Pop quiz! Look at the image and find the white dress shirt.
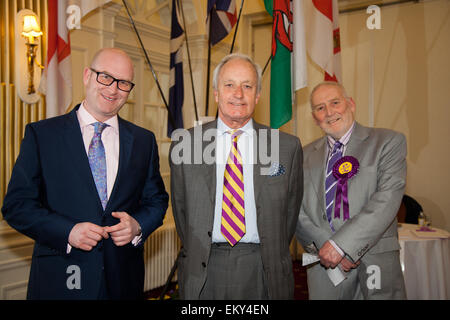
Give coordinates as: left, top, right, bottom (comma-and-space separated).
212, 118, 260, 243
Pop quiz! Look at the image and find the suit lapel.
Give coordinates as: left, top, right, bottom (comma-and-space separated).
63, 105, 103, 210
327, 122, 370, 227
344, 122, 370, 160
308, 137, 328, 214
203, 151, 216, 205
252, 122, 269, 203
107, 117, 134, 209
344, 122, 370, 204
201, 120, 217, 205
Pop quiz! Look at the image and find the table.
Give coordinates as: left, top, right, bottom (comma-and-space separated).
398, 223, 450, 300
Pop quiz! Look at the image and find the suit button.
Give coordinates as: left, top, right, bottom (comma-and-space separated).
202, 262, 206, 268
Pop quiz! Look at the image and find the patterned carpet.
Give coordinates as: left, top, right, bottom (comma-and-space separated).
145, 260, 309, 300
293, 260, 309, 300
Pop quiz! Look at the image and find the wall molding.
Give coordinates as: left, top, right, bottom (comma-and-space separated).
0, 223, 34, 251
0, 254, 32, 272
115, 15, 170, 42
0, 280, 28, 300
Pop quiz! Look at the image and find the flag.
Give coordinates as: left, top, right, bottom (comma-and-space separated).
264, 0, 307, 129
293, 0, 307, 91
305, 0, 342, 82
40, 0, 110, 118
40, 0, 72, 118
207, 0, 237, 46
168, 0, 185, 137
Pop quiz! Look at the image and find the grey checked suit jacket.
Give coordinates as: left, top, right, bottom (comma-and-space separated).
296, 122, 407, 299
169, 120, 303, 299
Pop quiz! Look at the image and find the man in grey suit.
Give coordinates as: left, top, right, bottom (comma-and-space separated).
169, 53, 303, 299
296, 81, 407, 299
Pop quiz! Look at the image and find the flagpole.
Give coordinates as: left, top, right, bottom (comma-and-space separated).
178, 0, 199, 122
262, 54, 271, 76
292, 88, 298, 137
229, 0, 244, 54
369, 30, 375, 127
121, 0, 176, 129
205, 7, 214, 117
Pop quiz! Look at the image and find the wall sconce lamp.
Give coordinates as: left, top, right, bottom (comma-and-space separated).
22, 15, 44, 94
15, 9, 44, 104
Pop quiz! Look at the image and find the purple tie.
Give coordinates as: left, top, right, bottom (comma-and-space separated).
221, 130, 245, 246
325, 141, 343, 231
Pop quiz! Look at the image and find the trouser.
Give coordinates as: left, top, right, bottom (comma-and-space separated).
307, 250, 406, 300
199, 242, 269, 300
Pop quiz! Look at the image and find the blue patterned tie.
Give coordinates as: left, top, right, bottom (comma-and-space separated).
325, 141, 343, 232
88, 122, 108, 210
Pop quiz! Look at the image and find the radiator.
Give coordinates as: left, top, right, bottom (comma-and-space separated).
143, 219, 181, 291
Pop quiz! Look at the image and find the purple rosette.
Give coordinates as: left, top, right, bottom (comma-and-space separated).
416, 226, 435, 232
332, 156, 359, 221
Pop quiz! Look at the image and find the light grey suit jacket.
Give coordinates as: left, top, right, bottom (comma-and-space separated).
296, 122, 406, 299
169, 120, 303, 299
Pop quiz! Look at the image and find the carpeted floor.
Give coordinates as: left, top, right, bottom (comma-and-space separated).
293, 260, 309, 300
145, 260, 309, 300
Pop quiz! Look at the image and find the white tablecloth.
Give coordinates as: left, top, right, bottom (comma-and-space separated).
398, 223, 450, 300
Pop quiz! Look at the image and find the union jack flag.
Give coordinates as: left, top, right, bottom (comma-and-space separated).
207, 0, 237, 46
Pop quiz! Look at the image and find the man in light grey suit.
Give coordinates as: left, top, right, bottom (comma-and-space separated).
296, 81, 407, 299
169, 53, 303, 299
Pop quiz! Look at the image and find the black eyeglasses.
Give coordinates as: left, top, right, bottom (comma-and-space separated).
90, 68, 135, 92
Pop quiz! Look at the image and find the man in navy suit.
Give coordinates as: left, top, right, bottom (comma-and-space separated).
1, 48, 169, 299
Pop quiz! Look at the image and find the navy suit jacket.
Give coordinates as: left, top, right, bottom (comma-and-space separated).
1, 104, 169, 299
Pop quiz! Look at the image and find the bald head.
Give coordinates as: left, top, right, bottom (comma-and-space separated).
82, 48, 135, 122
310, 81, 349, 108
309, 81, 356, 140
90, 48, 135, 81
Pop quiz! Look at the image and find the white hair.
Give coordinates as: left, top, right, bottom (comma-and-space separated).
212, 53, 262, 93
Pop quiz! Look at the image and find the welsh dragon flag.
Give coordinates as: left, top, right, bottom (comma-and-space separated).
264, 0, 307, 129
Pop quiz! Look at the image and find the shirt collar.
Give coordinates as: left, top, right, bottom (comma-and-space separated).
77, 102, 119, 133
327, 121, 355, 149
217, 117, 253, 137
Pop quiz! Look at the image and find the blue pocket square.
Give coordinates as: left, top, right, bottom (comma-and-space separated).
268, 162, 286, 177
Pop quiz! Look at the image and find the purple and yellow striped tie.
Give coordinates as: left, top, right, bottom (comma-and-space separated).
221, 130, 245, 246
